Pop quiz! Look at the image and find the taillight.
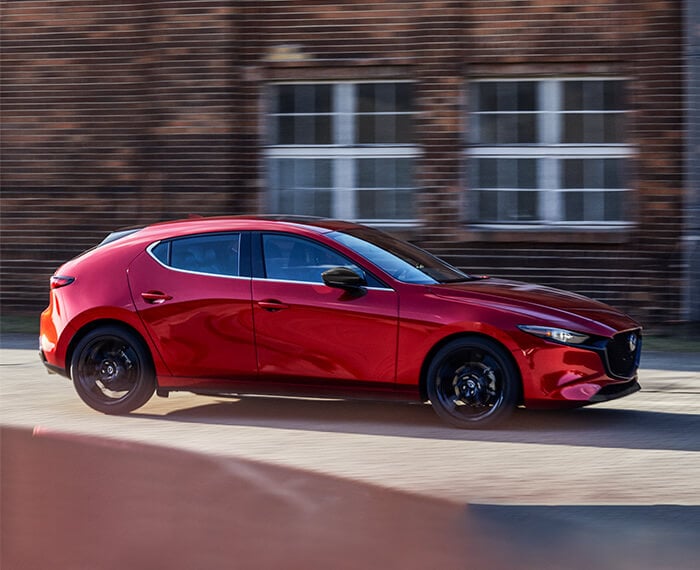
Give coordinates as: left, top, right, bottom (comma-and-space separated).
50, 275, 75, 289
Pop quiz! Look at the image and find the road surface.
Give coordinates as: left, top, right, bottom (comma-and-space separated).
1, 335, 699, 569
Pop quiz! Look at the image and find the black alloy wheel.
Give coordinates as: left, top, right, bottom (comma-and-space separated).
70, 326, 155, 414
427, 337, 519, 428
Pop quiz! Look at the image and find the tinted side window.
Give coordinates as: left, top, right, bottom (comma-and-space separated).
153, 233, 241, 277
262, 234, 363, 284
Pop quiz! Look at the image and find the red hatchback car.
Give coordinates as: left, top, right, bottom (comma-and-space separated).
40, 216, 642, 428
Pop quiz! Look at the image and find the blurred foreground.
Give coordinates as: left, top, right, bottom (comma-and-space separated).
3, 426, 698, 570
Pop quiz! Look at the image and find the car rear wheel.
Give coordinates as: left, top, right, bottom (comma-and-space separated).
71, 326, 155, 414
427, 337, 518, 428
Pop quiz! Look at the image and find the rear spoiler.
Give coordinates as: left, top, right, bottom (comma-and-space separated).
98, 227, 144, 247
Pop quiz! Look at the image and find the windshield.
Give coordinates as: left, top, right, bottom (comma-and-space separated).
328, 228, 472, 284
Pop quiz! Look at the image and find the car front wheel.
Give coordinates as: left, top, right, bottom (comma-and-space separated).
70, 326, 155, 414
427, 337, 518, 428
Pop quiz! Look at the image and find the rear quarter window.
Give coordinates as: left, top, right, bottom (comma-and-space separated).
149, 233, 241, 277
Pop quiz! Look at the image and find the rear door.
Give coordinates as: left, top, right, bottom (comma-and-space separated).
128, 232, 257, 380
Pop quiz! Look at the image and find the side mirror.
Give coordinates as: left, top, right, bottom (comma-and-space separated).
321, 267, 366, 290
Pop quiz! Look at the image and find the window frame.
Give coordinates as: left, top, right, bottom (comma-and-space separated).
265, 80, 421, 227
466, 77, 635, 229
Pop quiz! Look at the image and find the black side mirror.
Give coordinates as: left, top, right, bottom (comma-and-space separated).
321, 267, 366, 290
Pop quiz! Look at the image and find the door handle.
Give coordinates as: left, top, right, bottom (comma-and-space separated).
257, 299, 289, 312
141, 291, 173, 304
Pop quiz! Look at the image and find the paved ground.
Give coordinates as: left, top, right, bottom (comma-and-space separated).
1, 334, 699, 569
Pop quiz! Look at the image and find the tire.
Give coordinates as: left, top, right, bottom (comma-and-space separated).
70, 326, 156, 414
426, 337, 519, 428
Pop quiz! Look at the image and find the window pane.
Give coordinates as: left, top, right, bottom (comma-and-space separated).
358, 158, 375, 188
358, 84, 375, 113
270, 159, 334, 216
586, 159, 605, 189
563, 159, 585, 188
478, 114, 498, 144
498, 82, 518, 112
263, 234, 357, 283
604, 159, 624, 189
311, 190, 332, 217
518, 159, 537, 189
358, 189, 379, 219
395, 114, 413, 143
517, 114, 537, 143
477, 83, 498, 112
563, 81, 583, 111
315, 84, 332, 113
375, 158, 394, 188
170, 234, 240, 277
295, 159, 314, 188
277, 116, 295, 145
497, 114, 518, 144
603, 81, 625, 111
278, 85, 295, 114
151, 242, 169, 265
394, 189, 414, 219
374, 115, 396, 144
357, 115, 374, 143
499, 159, 517, 188
604, 191, 624, 220
517, 191, 538, 220
295, 84, 315, 114
395, 83, 413, 113
604, 113, 625, 143
564, 192, 584, 221
315, 159, 332, 187
582, 81, 604, 110
478, 159, 498, 188
477, 190, 498, 220
295, 116, 315, 144
585, 191, 605, 221
583, 113, 605, 143
375, 83, 395, 113
517, 82, 537, 111
395, 158, 414, 188
314, 115, 332, 144
563, 113, 584, 143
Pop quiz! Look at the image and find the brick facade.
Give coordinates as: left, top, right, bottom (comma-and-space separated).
0, 1, 687, 324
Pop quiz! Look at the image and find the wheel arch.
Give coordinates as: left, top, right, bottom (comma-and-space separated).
65, 319, 155, 381
418, 332, 524, 404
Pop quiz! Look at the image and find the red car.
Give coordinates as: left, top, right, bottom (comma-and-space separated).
40, 216, 642, 428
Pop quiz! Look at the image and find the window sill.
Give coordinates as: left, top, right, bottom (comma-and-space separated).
460, 224, 634, 244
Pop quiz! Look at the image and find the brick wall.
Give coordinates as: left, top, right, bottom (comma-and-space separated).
0, 0, 685, 325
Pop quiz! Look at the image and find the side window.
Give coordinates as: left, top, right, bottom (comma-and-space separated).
262, 234, 364, 284
151, 233, 241, 277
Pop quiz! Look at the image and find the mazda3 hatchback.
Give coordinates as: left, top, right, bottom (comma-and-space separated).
40, 216, 642, 427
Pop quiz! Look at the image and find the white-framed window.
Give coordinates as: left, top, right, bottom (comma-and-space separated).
266, 82, 419, 226
467, 78, 634, 226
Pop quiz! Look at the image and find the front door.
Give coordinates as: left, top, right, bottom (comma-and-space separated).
251, 233, 398, 384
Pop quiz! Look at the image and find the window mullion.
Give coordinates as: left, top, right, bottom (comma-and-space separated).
333, 157, 355, 219
335, 83, 354, 146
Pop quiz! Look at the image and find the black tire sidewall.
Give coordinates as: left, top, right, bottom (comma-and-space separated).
70, 326, 155, 414
427, 337, 518, 428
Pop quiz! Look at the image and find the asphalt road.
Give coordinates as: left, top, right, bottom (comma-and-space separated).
2, 335, 699, 569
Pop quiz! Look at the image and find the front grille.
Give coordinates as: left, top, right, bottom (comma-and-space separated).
605, 329, 642, 379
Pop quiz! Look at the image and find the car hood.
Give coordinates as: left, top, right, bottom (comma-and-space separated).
428, 278, 640, 335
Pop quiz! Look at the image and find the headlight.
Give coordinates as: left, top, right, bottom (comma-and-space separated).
518, 325, 590, 345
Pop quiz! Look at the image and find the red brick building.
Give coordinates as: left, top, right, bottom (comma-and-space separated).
1, 1, 692, 324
